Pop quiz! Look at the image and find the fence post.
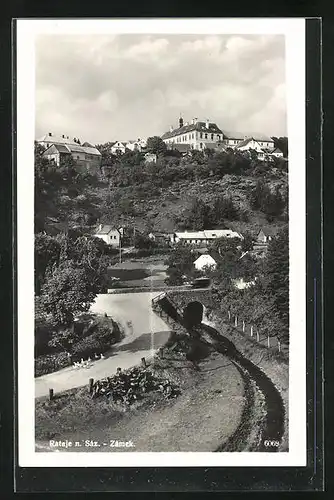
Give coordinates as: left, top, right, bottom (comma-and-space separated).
242, 320, 245, 333
160, 347, 164, 359
228, 310, 231, 321
250, 325, 253, 337
256, 329, 260, 342
267, 335, 270, 348
89, 378, 94, 394
278, 340, 281, 353
234, 315, 238, 328
49, 388, 54, 401
141, 357, 147, 368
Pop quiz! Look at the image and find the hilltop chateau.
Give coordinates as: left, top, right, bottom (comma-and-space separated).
161, 116, 276, 155
161, 117, 224, 151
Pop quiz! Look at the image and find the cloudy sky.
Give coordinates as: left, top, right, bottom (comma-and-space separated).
35, 34, 286, 144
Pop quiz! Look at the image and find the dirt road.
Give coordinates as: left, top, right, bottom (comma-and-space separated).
35, 292, 171, 398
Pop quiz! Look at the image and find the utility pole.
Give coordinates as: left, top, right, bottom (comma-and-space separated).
119, 236, 122, 264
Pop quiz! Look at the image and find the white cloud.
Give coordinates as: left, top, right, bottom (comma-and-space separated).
35, 33, 287, 143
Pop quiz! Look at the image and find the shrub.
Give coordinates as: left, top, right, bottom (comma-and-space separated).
35, 352, 70, 377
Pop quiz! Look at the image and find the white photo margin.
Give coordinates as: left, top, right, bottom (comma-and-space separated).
16, 17, 306, 467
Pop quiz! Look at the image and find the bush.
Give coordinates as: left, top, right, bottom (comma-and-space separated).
35, 352, 70, 377
71, 334, 106, 361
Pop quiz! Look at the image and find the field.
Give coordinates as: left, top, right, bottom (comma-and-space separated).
107, 256, 168, 289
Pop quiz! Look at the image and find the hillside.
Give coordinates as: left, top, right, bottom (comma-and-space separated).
35, 144, 288, 239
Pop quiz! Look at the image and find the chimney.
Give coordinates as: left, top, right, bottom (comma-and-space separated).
185, 121, 189, 126
179, 116, 184, 128
206, 119, 210, 129
48, 132, 52, 136
170, 125, 174, 132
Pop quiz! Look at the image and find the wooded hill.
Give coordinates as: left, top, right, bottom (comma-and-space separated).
35, 139, 288, 239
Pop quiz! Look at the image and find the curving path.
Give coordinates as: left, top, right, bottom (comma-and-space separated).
35, 292, 171, 399
156, 295, 285, 452
199, 323, 285, 452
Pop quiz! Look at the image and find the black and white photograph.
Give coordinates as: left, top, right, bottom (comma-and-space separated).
16, 18, 306, 467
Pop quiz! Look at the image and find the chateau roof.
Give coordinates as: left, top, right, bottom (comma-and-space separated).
161, 121, 223, 140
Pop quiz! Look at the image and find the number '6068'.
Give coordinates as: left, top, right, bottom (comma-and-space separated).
264, 440, 280, 447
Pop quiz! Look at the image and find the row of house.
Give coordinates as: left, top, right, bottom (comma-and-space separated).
91, 224, 275, 250
38, 133, 102, 174
92, 225, 244, 249
161, 116, 284, 160
37, 133, 150, 172
108, 138, 147, 155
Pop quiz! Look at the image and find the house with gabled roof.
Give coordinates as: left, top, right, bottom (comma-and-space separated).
256, 227, 276, 244
235, 136, 275, 161
270, 147, 284, 158
221, 131, 274, 151
92, 224, 122, 247
42, 141, 101, 173
193, 253, 217, 271
110, 141, 128, 155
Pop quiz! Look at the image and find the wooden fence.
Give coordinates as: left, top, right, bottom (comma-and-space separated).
225, 310, 288, 354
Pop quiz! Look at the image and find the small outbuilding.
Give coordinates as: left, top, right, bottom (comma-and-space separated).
193, 254, 217, 271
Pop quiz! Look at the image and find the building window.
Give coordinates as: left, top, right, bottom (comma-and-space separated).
217, 135, 220, 140
211, 133, 214, 140
205, 133, 208, 139
200, 142, 203, 149
200, 132, 203, 139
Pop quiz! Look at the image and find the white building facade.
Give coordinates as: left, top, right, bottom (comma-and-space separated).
170, 229, 243, 245
161, 117, 224, 151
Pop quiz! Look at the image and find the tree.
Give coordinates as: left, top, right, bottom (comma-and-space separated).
133, 233, 155, 250
164, 266, 184, 286
186, 198, 212, 230
236, 253, 258, 281
211, 195, 239, 224
165, 243, 195, 284
35, 233, 61, 294
250, 180, 285, 219
272, 136, 288, 157
240, 231, 254, 252
95, 142, 117, 167
210, 237, 242, 285
146, 136, 167, 155
263, 227, 289, 328
40, 262, 100, 326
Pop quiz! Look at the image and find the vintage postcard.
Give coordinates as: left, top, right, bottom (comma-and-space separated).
16, 18, 306, 468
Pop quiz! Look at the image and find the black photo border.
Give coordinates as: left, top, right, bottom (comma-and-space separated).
4, 14, 324, 493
